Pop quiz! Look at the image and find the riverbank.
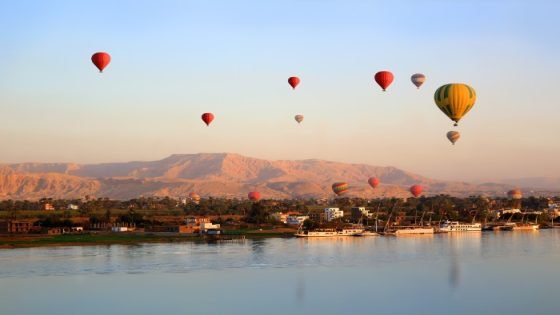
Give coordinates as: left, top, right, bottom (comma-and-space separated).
0, 229, 296, 249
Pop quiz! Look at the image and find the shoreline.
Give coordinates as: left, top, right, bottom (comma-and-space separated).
0, 231, 295, 249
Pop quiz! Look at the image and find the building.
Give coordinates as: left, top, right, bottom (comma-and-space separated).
0, 220, 34, 233
309, 211, 326, 224
186, 216, 211, 226
287, 215, 309, 225
351, 207, 371, 221
145, 225, 195, 233
199, 222, 221, 234
324, 208, 344, 222
270, 212, 289, 224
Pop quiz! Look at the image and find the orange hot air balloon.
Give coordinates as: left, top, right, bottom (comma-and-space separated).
189, 192, 201, 204
201, 113, 214, 126
288, 76, 300, 89
410, 185, 423, 197
507, 189, 522, 200
248, 191, 261, 201
332, 182, 349, 196
91, 52, 111, 72
368, 177, 380, 189
374, 71, 394, 91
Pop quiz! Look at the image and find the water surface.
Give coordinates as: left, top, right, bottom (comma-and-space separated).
1, 231, 559, 315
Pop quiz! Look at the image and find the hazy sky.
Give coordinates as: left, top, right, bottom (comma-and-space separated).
1, 0, 559, 182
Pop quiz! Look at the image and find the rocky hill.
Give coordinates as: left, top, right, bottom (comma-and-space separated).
0, 153, 539, 200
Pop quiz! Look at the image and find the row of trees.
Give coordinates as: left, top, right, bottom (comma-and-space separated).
1, 195, 557, 227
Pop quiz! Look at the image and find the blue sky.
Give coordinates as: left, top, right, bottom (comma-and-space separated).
0, 0, 559, 181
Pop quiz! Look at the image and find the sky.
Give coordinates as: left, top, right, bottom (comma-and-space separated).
0, 0, 559, 182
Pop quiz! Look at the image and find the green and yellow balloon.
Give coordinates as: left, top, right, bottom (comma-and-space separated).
434, 83, 477, 126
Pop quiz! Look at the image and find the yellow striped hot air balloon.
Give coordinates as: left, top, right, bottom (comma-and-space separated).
331, 182, 349, 196
434, 83, 477, 126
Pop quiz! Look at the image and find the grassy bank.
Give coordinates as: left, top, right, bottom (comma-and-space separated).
0, 229, 297, 249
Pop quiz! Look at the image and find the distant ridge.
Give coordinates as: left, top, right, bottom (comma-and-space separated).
0, 153, 552, 200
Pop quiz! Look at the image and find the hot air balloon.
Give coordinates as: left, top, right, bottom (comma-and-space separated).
368, 177, 380, 189
374, 71, 394, 91
410, 185, 423, 197
91, 52, 111, 73
434, 83, 477, 126
411, 73, 426, 89
288, 76, 300, 89
447, 131, 460, 145
507, 189, 522, 200
294, 115, 304, 124
332, 182, 349, 196
248, 191, 261, 201
201, 113, 214, 126
189, 192, 201, 204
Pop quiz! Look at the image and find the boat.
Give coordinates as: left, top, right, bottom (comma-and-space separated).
354, 230, 379, 237
295, 227, 364, 237
510, 223, 539, 231
393, 226, 434, 235
439, 220, 482, 232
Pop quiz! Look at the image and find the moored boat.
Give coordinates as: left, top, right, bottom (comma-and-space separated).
439, 220, 482, 232
393, 226, 434, 235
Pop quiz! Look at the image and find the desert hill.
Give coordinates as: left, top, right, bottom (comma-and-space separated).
0, 153, 544, 200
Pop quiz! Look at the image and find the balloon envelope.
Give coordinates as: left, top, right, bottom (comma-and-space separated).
248, 191, 261, 201
411, 73, 426, 89
410, 185, 423, 197
434, 83, 477, 126
507, 189, 522, 200
368, 177, 380, 189
91, 52, 111, 72
332, 182, 349, 196
294, 115, 304, 124
288, 76, 300, 89
374, 71, 394, 91
447, 131, 460, 145
201, 113, 214, 126
189, 192, 201, 204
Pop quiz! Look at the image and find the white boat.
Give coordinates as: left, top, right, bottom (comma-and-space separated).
394, 226, 434, 235
511, 223, 539, 231
295, 227, 364, 237
354, 231, 379, 237
439, 221, 482, 232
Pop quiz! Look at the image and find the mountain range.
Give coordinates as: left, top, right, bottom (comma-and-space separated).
0, 153, 556, 200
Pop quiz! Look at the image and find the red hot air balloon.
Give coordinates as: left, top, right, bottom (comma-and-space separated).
368, 177, 380, 189
248, 191, 261, 201
201, 113, 214, 126
410, 185, 423, 197
91, 52, 111, 73
374, 71, 394, 91
288, 76, 300, 89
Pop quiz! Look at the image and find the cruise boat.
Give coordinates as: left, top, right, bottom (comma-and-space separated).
439, 221, 482, 232
295, 227, 364, 237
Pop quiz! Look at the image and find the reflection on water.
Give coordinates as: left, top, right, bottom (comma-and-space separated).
1, 230, 559, 315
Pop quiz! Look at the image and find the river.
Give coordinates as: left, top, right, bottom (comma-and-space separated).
1, 230, 559, 315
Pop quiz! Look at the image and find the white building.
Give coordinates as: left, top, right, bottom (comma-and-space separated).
287, 215, 309, 225
324, 208, 344, 222
200, 222, 221, 234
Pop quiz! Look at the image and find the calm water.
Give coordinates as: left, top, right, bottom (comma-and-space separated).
1, 231, 560, 315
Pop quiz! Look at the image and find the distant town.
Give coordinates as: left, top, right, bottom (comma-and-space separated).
1, 194, 559, 247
